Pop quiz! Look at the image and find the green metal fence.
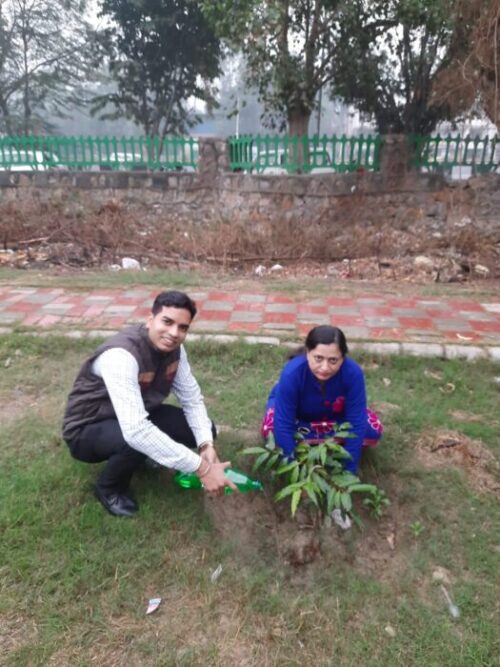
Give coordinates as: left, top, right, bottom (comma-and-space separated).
228, 134, 383, 173
0, 135, 199, 171
411, 134, 500, 173
2, 133, 499, 175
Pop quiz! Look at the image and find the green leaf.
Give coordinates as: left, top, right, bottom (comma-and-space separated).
320, 447, 327, 466
348, 483, 377, 493
327, 487, 336, 514
340, 492, 352, 512
350, 510, 363, 530
275, 482, 304, 501
304, 484, 319, 508
275, 461, 298, 475
264, 452, 281, 471
266, 432, 276, 450
242, 446, 268, 455
331, 473, 358, 488
311, 472, 330, 495
252, 451, 270, 472
290, 465, 299, 484
291, 489, 301, 517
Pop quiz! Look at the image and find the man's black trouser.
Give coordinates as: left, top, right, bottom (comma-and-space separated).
66, 405, 216, 493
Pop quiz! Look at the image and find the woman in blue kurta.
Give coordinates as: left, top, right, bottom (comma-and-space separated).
261, 325, 382, 474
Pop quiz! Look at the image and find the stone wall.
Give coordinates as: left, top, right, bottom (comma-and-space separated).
0, 136, 498, 238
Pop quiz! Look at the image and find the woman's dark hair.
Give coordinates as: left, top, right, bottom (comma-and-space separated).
305, 325, 348, 355
287, 325, 348, 360
152, 291, 197, 319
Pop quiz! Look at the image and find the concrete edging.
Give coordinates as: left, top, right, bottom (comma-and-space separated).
3, 326, 499, 362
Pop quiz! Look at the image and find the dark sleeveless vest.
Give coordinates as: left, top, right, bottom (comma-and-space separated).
62, 324, 181, 442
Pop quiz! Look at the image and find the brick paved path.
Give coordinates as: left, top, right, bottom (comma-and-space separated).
1, 285, 500, 358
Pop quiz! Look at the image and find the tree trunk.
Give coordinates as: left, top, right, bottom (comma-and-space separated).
288, 108, 312, 173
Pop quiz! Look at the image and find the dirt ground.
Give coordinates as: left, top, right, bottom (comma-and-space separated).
204, 425, 499, 571
0, 197, 499, 284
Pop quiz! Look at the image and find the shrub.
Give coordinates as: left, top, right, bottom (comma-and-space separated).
243, 423, 389, 527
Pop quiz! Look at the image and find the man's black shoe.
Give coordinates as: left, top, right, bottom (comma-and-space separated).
94, 486, 138, 517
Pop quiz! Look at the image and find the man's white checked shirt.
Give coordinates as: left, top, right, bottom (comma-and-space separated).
92, 345, 212, 473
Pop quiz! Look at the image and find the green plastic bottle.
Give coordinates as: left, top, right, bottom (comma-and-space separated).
174, 468, 263, 494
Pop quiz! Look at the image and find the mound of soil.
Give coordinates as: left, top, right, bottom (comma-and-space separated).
415, 428, 500, 498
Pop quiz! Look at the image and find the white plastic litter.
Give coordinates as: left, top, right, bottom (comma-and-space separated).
440, 585, 460, 619
331, 509, 352, 530
384, 624, 396, 637
146, 597, 162, 615
121, 257, 142, 270
210, 564, 223, 583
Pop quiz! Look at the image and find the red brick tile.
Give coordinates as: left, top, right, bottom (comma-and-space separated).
448, 300, 486, 312
326, 297, 354, 306
21, 314, 42, 326
368, 328, 404, 339
233, 302, 265, 312
207, 292, 239, 302
5, 302, 36, 312
298, 305, 329, 315
132, 307, 151, 318
398, 317, 435, 330
103, 317, 127, 328
387, 298, 417, 308
266, 294, 295, 304
227, 322, 261, 333
37, 314, 62, 327
197, 310, 231, 321
263, 312, 296, 324
67, 305, 90, 317
329, 315, 366, 326
422, 309, 453, 319
83, 306, 106, 317
298, 323, 313, 336
358, 306, 394, 317
469, 320, 500, 333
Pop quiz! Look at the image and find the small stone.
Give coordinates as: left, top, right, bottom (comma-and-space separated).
414, 255, 434, 269
474, 264, 490, 277
121, 257, 142, 270
384, 625, 396, 637
432, 566, 452, 585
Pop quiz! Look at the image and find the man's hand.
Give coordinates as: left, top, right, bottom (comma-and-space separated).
196, 460, 238, 496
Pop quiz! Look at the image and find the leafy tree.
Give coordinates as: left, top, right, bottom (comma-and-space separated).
201, 0, 351, 138
431, 0, 500, 129
0, 0, 94, 135
92, 0, 222, 138
331, 0, 456, 135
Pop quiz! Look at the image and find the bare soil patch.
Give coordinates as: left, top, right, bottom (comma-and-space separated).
0, 614, 38, 659
0, 388, 35, 425
415, 428, 500, 498
204, 475, 408, 580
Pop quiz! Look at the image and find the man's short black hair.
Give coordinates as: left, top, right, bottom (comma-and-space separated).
151, 291, 197, 319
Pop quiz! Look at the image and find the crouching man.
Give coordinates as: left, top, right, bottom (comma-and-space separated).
62, 290, 235, 517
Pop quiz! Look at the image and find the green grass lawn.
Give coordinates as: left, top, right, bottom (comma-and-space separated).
0, 334, 499, 666
1, 266, 500, 300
